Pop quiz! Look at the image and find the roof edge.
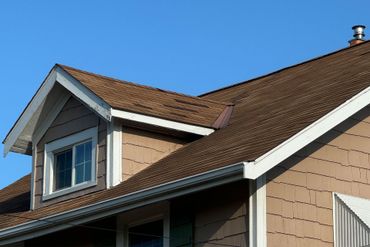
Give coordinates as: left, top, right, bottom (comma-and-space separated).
244, 84, 370, 180
0, 162, 247, 245
111, 109, 215, 135
199, 40, 370, 98
57, 64, 232, 106
2, 65, 113, 156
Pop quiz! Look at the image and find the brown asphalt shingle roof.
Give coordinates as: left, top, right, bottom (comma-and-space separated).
1, 41, 370, 231
59, 65, 231, 128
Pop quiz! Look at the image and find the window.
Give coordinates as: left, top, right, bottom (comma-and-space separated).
43, 127, 97, 200
128, 220, 163, 247
117, 202, 170, 247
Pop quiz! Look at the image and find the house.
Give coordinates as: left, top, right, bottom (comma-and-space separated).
0, 26, 369, 247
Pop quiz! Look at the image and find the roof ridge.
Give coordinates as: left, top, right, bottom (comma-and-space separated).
199, 40, 370, 98
56, 64, 232, 106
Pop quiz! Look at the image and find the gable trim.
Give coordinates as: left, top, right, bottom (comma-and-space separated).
3, 66, 112, 156
3, 70, 57, 156
55, 66, 112, 121
244, 85, 370, 179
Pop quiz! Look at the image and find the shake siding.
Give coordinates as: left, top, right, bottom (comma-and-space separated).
192, 182, 249, 247
121, 127, 186, 180
34, 97, 107, 209
266, 106, 370, 247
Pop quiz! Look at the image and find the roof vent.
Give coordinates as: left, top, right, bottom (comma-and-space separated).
349, 25, 366, 46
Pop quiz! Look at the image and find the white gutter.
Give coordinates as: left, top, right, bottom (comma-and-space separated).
0, 162, 251, 245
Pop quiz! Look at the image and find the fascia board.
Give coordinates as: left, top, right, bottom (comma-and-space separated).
245, 85, 370, 180
111, 109, 214, 136
3, 69, 57, 156
55, 66, 111, 121
0, 162, 246, 245
3, 66, 113, 156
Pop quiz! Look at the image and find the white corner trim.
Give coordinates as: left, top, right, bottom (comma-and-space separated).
256, 175, 267, 247
30, 144, 36, 210
111, 109, 214, 136
3, 69, 57, 156
107, 118, 122, 188
332, 192, 337, 247
245, 85, 370, 180
249, 174, 267, 247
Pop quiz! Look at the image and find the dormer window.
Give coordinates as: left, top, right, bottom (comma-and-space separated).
43, 127, 97, 200
54, 140, 92, 191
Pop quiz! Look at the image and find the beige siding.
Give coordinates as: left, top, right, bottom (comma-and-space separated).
266, 106, 370, 247
34, 97, 107, 209
122, 127, 186, 180
193, 182, 249, 247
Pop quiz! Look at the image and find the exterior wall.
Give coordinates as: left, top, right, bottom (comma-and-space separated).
121, 127, 186, 180
266, 106, 370, 247
34, 97, 107, 209
193, 182, 249, 246
170, 181, 249, 247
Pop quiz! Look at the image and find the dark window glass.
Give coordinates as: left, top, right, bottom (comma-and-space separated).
54, 149, 72, 190
129, 220, 163, 247
75, 141, 92, 184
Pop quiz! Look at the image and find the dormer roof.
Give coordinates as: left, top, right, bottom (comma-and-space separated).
3, 64, 231, 155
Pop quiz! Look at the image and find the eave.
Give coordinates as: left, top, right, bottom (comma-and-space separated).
0, 162, 248, 245
3, 65, 215, 156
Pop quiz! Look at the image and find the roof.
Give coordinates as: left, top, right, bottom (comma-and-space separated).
1, 41, 370, 232
0, 175, 30, 214
59, 64, 231, 128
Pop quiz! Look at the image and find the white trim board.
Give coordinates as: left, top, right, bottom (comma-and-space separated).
3, 66, 112, 156
106, 118, 122, 188
249, 174, 267, 247
111, 109, 214, 136
243, 85, 370, 180
3, 65, 214, 156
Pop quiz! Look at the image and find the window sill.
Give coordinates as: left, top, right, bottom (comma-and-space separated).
42, 180, 97, 201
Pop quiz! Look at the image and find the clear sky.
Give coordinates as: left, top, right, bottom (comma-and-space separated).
0, 0, 369, 189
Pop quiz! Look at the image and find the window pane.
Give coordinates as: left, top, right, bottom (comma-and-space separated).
75, 164, 84, 184
85, 161, 91, 181
129, 220, 163, 247
54, 149, 72, 191
75, 143, 85, 164
85, 141, 92, 161
74, 141, 93, 184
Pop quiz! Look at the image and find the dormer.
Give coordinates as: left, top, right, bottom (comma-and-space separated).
3, 64, 231, 210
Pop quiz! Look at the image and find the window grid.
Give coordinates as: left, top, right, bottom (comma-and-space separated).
53, 140, 93, 192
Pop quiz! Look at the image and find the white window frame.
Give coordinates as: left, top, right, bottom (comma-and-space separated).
43, 127, 98, 200
116, 202, 170, 247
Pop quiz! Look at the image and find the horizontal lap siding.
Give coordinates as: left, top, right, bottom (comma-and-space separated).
266, 106, 370, 247
34, 97, 107, 209
121, 127, 186, 180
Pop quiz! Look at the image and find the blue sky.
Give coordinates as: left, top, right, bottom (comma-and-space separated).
0, 0, 369, 189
